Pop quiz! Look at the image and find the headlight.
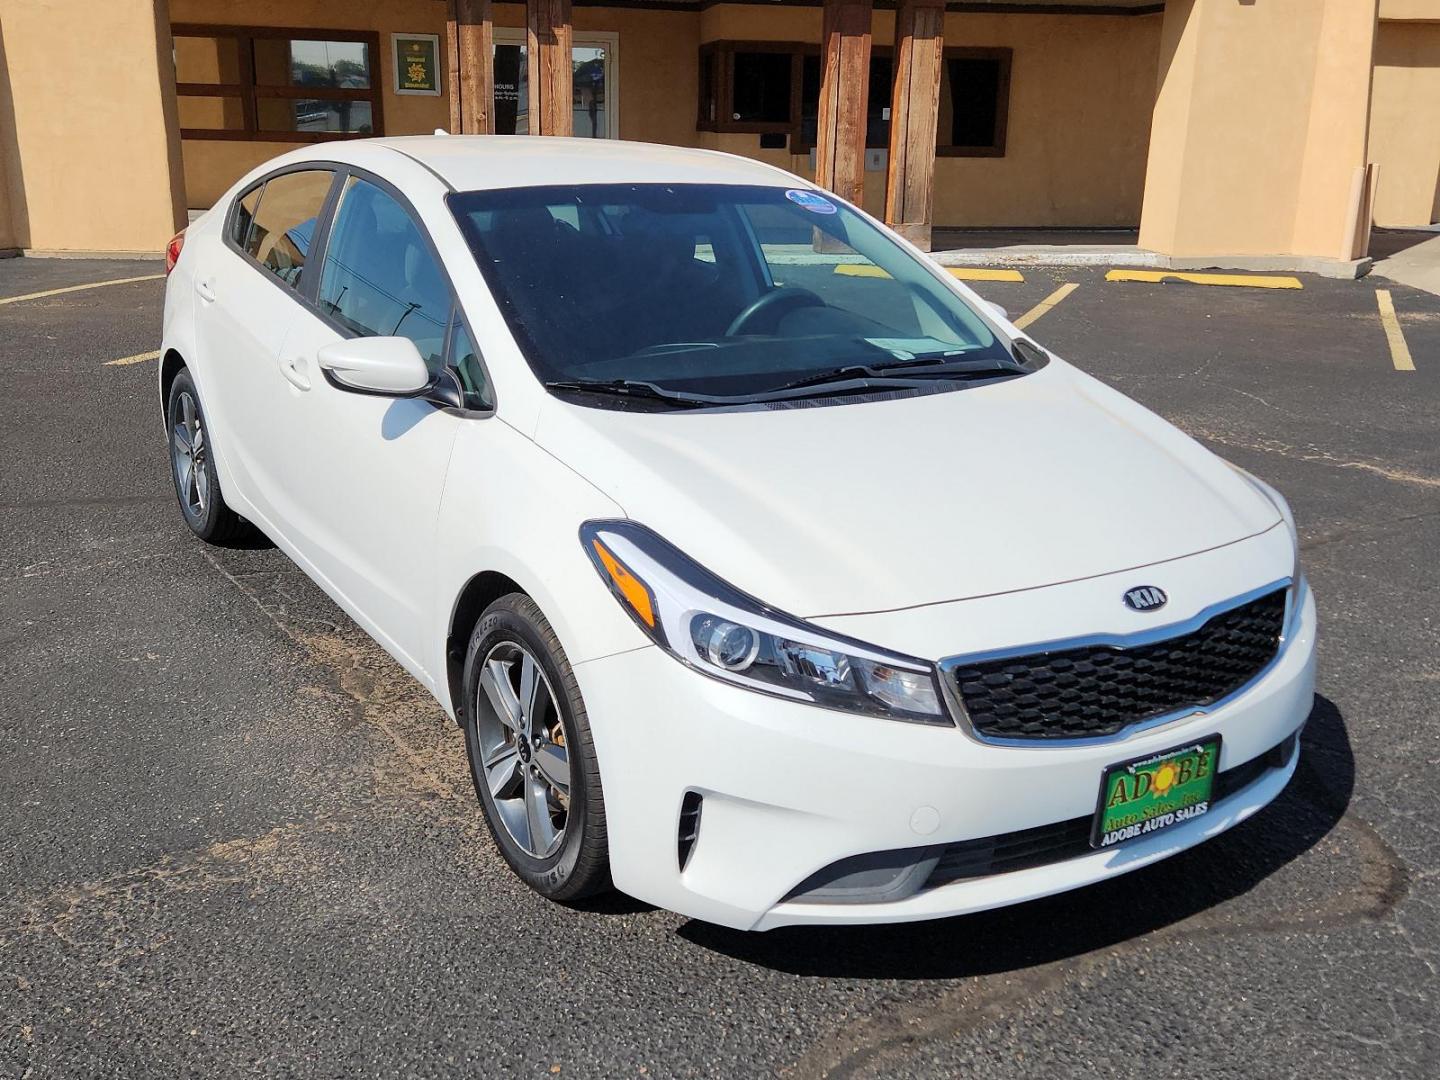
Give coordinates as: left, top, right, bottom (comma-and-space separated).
580, 521, 951, 725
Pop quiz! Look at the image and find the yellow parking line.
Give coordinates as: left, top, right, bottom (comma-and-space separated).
1376, 290, 1416, 372
105, 349, 161, 367
1014, 283, 1078, 331
0, 273, 164, 307
834, 264, 1025, 283
946, 268, 1025, 282
1106, 269, 1303, 290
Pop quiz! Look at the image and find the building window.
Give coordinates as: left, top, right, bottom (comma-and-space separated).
172, 24, 384, 142
697, 41, 1010, 159
937, 49, 1011, 157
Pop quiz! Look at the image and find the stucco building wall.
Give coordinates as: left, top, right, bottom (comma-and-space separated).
0, 0, 185, 253
1369, 19, 1440, 227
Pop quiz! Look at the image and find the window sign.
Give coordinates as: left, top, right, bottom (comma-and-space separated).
393, 33, 441, 96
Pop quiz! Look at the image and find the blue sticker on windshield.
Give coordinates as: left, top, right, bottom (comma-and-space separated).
786, 189, 838, 215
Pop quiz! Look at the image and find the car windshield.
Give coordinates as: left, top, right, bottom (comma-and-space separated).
449, 183, 1039, 406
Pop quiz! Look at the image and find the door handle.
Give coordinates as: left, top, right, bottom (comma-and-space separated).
278, 353, 311, 391
196, 279, 217, 303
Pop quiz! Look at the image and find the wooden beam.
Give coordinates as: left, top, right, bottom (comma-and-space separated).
885, 0, 945, 250
446, 0, 461, 132
814, 0, 872, 207
456, 0, 494, 134
527, 0, 573, 136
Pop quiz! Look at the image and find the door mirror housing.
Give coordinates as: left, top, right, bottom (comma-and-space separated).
318, 337, 432, 396
983, 301, 1009, 322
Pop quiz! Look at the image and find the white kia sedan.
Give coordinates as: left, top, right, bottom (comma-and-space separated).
160, 136, 1316, 931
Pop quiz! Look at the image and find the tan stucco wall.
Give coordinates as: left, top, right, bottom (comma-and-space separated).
699, 5, 1161, 228
1369, 20, 1440, 226
1140, 0, 1379, 259
0, 0, 185, 252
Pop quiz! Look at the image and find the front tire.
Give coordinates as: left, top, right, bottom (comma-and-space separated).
166, 369, 249, 545
461, 593, 611, 902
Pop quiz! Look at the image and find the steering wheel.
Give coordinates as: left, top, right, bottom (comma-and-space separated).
725, 287, 826, 337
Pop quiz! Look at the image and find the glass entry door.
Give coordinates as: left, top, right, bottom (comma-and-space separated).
492, 29, 618, 139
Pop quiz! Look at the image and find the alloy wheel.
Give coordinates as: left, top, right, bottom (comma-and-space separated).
475, 640, 571, 858
171, 390, 210, 518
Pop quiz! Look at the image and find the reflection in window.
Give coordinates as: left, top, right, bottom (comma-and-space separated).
250, 38, 372, 88
245, 170, 333, 288
318, 178, 450, 372
172, 26, 383, 142
258, 98, 374, 135
492, 39, 613, 138
450, 321, 493, 410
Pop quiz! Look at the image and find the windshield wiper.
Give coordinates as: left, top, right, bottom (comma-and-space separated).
762, 356, 1027, 396
544, 378, 722, 408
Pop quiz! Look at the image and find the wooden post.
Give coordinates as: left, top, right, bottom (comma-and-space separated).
885, 0, 945, 250
446, 0, 461, 133
814, 0, 873, 207
446, 0, 494, 134
527, 0, 573, 136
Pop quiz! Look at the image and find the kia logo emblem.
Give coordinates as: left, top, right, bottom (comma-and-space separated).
1123, 586, 1168, 612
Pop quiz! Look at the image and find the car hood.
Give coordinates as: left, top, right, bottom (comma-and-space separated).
534, 362, 1280, 618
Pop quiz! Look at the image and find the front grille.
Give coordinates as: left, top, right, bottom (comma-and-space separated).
949, 588, 1288, 741
923, 733, 1295, 890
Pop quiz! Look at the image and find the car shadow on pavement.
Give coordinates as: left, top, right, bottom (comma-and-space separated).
678, 694, 1362, 980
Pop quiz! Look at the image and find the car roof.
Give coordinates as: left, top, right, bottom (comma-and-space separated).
348, 135, 804, 192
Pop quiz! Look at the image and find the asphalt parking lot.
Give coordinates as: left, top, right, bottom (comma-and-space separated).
2, 255, 1437, 1079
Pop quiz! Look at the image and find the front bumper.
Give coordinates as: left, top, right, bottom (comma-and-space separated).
575, 579, 1317, 931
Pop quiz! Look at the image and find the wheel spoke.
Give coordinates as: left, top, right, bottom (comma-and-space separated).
518, 654, 542, 733
181, 394, 196, 429
195, 465, 209, 511
535, 743, 569, 796
525, 773, 559, 855
173, 423, 192, 454
479, 659, 523, 733
176, 455, 194, 503
485, 747, 522, 797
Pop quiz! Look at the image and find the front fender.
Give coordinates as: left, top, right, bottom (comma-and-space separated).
430, 419, 650, 716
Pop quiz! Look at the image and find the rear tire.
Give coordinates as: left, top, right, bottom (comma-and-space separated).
461, 593, 611, 902
166, 369, 250, 545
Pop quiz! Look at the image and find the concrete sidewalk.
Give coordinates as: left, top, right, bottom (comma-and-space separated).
929, 227, 1372, 280
1371, 229, 1440, 297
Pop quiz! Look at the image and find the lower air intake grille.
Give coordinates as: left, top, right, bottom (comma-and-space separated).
923, 733, 1295, 890
949, 588, 1288, 741
677, 791, 703, 871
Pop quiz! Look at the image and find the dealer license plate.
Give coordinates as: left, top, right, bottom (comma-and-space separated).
1091, 736, 1221, 849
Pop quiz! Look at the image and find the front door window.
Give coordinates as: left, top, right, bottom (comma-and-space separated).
492, 30, 617, 139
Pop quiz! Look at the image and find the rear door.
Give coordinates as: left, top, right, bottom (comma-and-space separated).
193, 167, 337, 511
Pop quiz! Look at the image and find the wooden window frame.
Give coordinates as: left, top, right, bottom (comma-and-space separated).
172, 23, 386, 143
935, 47, 1012, 159
696, 40, 808, 136
697, 40, 1011, 159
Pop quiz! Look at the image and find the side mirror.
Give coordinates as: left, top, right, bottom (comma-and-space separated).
984, 301, 1009, 322
318, 336, 431, 396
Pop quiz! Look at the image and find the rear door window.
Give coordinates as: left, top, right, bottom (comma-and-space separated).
242, 169, 334, 289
